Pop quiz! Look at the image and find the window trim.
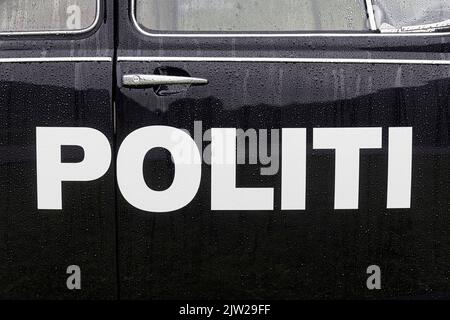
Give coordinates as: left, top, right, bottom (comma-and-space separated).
0, 0, 101, 36
131, 0, 450, 37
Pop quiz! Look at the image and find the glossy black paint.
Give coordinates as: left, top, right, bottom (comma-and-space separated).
116, 1, 450, 299
0, 0, 450, 300
0, 1, 116, 299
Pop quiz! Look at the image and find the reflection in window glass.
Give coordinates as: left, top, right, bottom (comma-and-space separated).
0, 0, 97, 32
373, 0, 450, 30
136, 0, 369, 32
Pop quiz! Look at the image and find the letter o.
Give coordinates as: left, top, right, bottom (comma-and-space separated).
117, 126, 202, 212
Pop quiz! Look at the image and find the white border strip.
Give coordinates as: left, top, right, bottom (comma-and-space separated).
0, 57, 112, 63
0, 0, 101, 36
118, 56, 450, 65
131, 0, 450, 38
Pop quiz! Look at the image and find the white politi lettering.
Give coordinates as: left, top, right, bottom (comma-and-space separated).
36, 126, 413, 212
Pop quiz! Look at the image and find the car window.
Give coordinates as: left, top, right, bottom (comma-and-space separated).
0, 0, 98, 33
373, 0, 450, 31
135, 0, 369, 33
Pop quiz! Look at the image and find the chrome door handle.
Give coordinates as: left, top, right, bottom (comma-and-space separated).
123, 74, 208, 87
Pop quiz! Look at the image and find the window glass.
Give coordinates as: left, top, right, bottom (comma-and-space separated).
373, 0, 450, 31
135, 0, 369, 33
0, 0, 98, 33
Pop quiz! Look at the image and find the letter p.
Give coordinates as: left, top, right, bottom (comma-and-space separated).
36, 127, 112, 210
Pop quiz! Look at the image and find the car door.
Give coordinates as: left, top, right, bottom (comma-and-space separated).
116, 0, 450, 299
0, 0, 116, 299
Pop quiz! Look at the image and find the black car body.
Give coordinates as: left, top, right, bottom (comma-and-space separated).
0, 0, 450, 299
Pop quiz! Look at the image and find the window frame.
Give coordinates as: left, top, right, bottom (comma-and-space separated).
131, 0, 450, 37
0, 0, 101, 36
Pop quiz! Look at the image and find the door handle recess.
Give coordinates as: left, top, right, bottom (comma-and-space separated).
123, 74, 208, 87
